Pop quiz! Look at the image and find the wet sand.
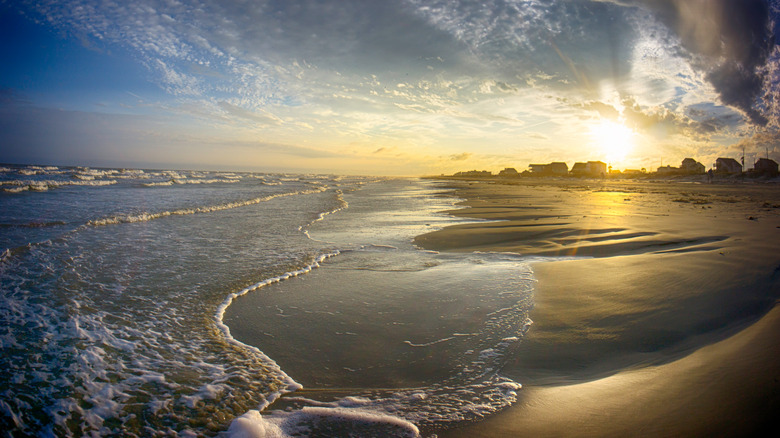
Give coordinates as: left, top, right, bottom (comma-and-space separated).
415, 178, 780, 437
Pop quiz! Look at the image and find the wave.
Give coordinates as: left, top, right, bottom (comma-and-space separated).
1, 179, 118, 193
86, 187, 326, 226
0, 221, 68, 229
141, 178, 241, 187
228, 403, 421, 438
297, 190, 349, 242
222, 251, 539, 435
214, 252, 342, 411
142, 180, 175, 187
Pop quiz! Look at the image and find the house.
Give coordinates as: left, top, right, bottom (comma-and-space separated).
754, 158, 779, 177
528, 162, 569, 176
570, 162, 587, 175
571, 161, 607, 177
715, 158, 742, 174
453, 170, 493, 177
528, 164, 549, 174
498, 167, 519, 177
549, 162, 569, 175
681, 158, 705, 174
656, 165, 679, 175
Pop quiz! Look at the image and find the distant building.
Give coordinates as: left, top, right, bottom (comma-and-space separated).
681, 158, 705, 174
656, 165, 679, 175
528, 164, 548, 174
571, 161, 606, 177
570, 162, 587, 175
715, 158, 742, 174
754, 158, 779, 177
453, 170, 493, 177
528, 162, 568, 176
549, 162, 569, 175
623, 169, 645, 176
498, 167, 519, 177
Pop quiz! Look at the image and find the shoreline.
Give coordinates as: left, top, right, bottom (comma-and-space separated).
415, 178, 780, 437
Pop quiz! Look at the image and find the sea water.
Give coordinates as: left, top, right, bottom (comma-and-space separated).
0, 165, 538, 437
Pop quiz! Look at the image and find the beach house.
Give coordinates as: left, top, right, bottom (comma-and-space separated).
753, 158, 779, 177
528, 162, 568, 176
681, 158, 706, 174
715, 158, 742, 174
656, 165, 678, 175
571, 161, 607, 177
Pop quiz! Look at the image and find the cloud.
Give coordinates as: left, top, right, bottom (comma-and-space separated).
605, 0, 777, 126
449, 152, 472, 161
405, 0, 637, 87
732, 129, 780, 154
217, 101, 282, 125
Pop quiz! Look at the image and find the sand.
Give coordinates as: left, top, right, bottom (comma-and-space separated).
415, 178, 780, 437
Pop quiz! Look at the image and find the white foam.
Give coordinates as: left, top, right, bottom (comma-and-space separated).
142, 180, 175, 187
86, 187, 326, 226
227, 406, 421, 438
1, 179, 117, 192
214, 251, 341, 402
296, 189, 349, 241
404, 336, 456, 347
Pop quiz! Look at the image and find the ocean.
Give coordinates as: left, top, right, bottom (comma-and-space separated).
0, 165, 539, 437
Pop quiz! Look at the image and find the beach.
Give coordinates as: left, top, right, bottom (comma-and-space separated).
3, 166, 779, 436
415, 178, 780, 437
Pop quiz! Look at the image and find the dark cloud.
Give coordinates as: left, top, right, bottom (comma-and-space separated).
616, 0, 777, 125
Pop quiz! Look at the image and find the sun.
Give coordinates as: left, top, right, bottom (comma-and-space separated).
589, 119, 635, 164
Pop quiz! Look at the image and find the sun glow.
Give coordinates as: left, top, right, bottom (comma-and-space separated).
589, 119, 635, 165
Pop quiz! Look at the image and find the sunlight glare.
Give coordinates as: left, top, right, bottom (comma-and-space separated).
589, 120, 635, 164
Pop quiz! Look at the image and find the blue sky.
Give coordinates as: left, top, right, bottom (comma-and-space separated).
1, 0, 778, 175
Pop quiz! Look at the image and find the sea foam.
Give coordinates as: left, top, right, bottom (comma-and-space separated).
86, 187, 326, 226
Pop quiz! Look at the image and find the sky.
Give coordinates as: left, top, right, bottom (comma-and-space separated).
0, 0, 778, 175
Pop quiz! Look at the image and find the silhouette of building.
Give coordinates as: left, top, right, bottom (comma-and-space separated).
549, 162, 569, 175
754, 158, 778, 177
681, 158, 705, 174
571, 161, 606, 177
498, 167, 519, 177
622, 169, 646, 177
656, 165, 678, 175
528, 162, 568, 176
453, 170, 492, 177
715, 158, 742, 174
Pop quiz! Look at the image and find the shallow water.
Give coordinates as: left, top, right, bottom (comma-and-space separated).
0, 165, 540, 436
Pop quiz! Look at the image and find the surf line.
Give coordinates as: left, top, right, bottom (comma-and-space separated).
84, 186, 327, 227
0, 187, 331, 268
214, 251, 341, 402
297, 189, 349, 243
